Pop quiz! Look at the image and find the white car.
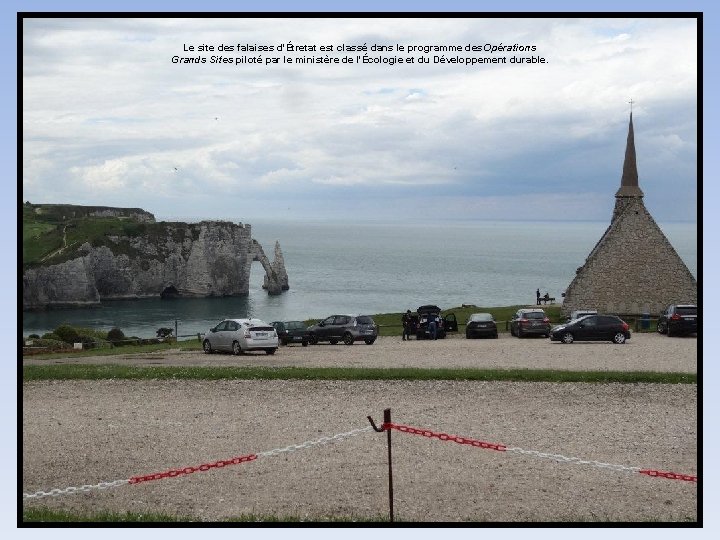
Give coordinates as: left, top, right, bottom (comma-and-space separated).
202, 318, 279, 355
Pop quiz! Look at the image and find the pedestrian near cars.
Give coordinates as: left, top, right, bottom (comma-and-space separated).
536, 288, 541, 306
402, 309, 412, 341
428, 315, 438, 340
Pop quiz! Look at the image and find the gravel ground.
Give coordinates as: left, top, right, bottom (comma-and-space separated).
22, 333, 698, 522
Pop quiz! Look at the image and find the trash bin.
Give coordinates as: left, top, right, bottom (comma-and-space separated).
640, 312, 650, 330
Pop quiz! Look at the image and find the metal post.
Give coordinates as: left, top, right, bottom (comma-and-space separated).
367, 408, 395, 523
175, 319, 178, 342
384, 408, 394, 523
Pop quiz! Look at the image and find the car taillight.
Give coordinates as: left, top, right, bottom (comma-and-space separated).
671, 313, 682, 320
622, 322, 629, 331
543, 317, 550, 323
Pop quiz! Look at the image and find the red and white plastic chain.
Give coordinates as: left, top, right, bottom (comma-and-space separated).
382, 422, 697, 483
382, 422, 506, 452
23, 426, 373, 500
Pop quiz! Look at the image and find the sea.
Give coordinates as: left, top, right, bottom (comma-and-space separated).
22, 220, 698, 339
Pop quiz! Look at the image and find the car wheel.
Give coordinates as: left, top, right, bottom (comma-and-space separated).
329, 339, 338, 345
265, 348, 276, 355
561, 332, 574, 344
657, 321, 667, 335
203, 340, 213, 354
510, 326, 515, 337
343, 333, 354, 345
309, 334, 319, 345
517, 327, 524, 338
493, 333, 498, 339
612, 332, 626, 344
301, 340, 308, 347
465, 332, 472, 339
667, 324, 673, 337
232, 341, 242, 355
364, 338, 376, 345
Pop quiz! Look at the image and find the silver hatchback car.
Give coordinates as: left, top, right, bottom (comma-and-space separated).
202, 318, 279, 355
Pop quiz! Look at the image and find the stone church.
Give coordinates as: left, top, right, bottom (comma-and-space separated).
561, 113, 697, 316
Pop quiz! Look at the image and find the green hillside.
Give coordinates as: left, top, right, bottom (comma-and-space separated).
22, 203, 157, 268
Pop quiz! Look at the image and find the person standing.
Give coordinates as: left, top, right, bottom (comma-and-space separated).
536, 288, 541, 306
402, 309, 412, 341
428, 315, 438, 340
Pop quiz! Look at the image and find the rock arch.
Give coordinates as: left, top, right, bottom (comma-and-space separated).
250, 240, 289, 295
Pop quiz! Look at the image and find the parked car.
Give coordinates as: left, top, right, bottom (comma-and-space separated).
202, 318, 279, 355
509, 308, 551, 338
550, 314, 631, 344
566, 309, 598, 323
306, 315, 378, 345
271, 321, 309, 346
465, 313, 498, 339
415, 305, 458, 339
657, 304, 698, 337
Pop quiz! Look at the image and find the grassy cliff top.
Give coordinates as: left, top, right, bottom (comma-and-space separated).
23, 203, 160, 267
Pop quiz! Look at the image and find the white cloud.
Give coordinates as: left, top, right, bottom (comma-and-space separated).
22, 16, 697, 222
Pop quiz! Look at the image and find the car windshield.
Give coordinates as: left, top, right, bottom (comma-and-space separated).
471, 314, 493, 322
676, 306, 697, 316
524, 312, 545, 319
356, 316, 374, 325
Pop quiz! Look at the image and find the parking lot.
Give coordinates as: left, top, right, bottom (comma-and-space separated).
24, 332, 698, 373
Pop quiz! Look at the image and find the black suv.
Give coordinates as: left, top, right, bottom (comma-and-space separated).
306, 315, 378, 345
510, 308, 551, 338
271, 321, 309, 346
657, 304, 698, 337
415, 305, 458, 339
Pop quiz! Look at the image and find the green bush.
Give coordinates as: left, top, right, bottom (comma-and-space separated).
75, 327, 110, 340
54, 325, 81, 344
42, 332, 61, 341
28, 334, 40, 339
106, 328, 126, 345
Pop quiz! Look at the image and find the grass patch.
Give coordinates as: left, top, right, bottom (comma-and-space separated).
22, 507, 388, 523
25, 339, 201, 359
22, 507, 192, 523
22, 364, 696, 384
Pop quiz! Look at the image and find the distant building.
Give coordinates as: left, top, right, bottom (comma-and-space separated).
561, 113, 697, 316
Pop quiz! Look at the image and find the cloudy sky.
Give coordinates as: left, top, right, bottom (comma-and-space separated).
22, 16, 697, 223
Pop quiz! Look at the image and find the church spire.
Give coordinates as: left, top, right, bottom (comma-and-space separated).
615, 111, 644, 198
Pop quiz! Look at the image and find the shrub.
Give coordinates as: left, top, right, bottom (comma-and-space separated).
54, 325, 81, 344
42, 332, 62, 341
28, 334, 40, 339
156, 327, 173, 338
106, 328, 126, 345
75, 327, 110, 340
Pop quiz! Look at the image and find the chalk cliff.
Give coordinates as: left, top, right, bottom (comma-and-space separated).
22, 210, 289, 310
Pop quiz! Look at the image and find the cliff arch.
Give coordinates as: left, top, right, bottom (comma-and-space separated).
250, 240, 288, 295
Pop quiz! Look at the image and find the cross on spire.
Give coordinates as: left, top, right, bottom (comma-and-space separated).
628, 99, 635, 113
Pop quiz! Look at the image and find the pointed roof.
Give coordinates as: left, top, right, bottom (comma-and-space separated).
615, 112, 644, 197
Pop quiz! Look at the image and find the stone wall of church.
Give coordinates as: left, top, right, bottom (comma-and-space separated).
562, 198, 697, 316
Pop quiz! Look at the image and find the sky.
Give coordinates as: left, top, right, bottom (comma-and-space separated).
21, 15, 698, 223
